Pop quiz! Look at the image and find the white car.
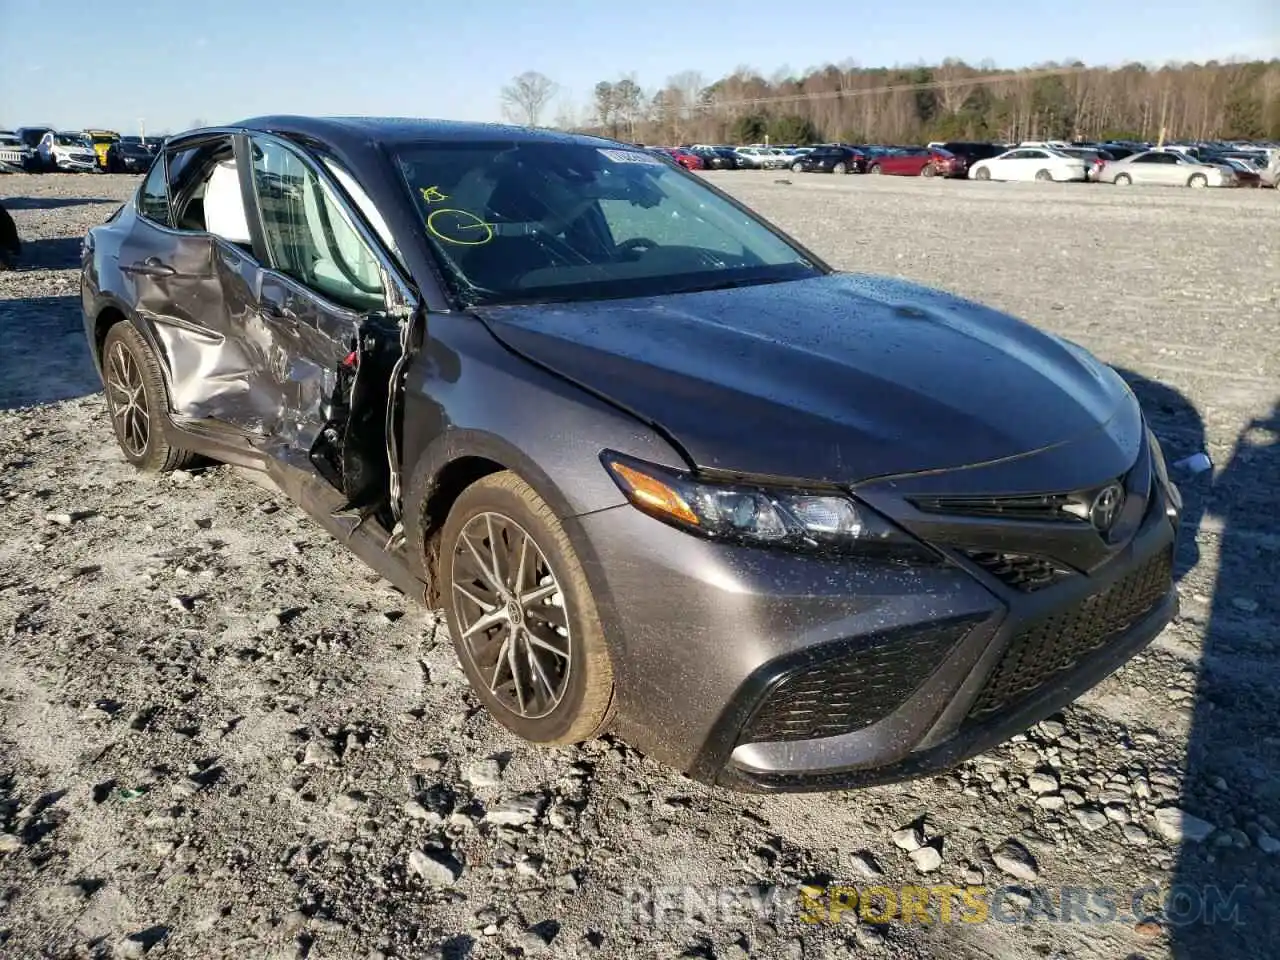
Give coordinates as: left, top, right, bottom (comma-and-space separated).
1098, 150, 1236, 188
968, 147, 1089, 183
38, 131, 98, 172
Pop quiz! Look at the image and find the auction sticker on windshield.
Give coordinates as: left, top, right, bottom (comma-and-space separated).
598, 148, 665, 165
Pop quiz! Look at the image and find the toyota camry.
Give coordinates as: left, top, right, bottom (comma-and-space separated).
80, 117, 1181, 792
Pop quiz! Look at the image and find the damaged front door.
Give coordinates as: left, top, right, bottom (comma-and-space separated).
245, 135, 402, 510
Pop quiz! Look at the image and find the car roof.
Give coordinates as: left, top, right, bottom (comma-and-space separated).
230, 115, 623, 152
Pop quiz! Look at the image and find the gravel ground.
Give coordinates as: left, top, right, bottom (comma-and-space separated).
0, 171, 1277, 960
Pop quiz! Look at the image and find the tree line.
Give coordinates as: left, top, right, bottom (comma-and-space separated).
500, 58, 1280, 146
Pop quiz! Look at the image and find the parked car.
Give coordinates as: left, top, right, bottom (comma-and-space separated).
106, 138, 157, 173
789, 145, 865, 174
16, 126, 55, 169
968, 147, 1089, 183
85, 129, 122, 169
1099, 150, 1237, 188
0, 131, 37, 172
934, 141, 1004, 168
866, 146, 966, 178
691, 146, 740, 170
39, 131, 99, 172
1056, 147, 1113, 181
82, 117, 1180, 792
735, 147, 790, 170
645, 147, 704, 171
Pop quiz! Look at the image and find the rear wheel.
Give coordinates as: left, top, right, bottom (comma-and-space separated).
1035, 168, 1054, 182
1113, 173, 1131, 185
921, 163, 937, 178
1187, 173, 1208, 188
441, 471, 615, 744
101, 323, 198, 472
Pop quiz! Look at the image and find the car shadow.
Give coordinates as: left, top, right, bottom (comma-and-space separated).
1118, 367, 1280, 956
13, 237, 83, 271
1168, 397, 1280, 959
0, 197, 117, 211
0, 295, 102, 408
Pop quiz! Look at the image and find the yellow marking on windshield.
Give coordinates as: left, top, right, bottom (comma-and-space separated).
419, 185, 450, 204
426, 208, 494, 246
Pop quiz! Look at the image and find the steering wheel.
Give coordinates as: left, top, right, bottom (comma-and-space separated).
616, 236, 660, 256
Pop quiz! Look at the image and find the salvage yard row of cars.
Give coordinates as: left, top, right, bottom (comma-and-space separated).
0, 126, 165, 173
645, 138, 1280, 188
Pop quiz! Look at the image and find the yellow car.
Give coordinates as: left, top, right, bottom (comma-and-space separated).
84, 130, 121, 170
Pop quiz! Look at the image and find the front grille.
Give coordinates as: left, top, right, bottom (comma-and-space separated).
961, 550, 1075, 592
967, 547, 1173, 720
912, 491, 1081, 522
740, 616, 983, 744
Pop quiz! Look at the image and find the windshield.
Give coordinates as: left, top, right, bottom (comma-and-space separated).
55, 133, 91, 147
395, 141, 821, 306
90, 134, 119, 144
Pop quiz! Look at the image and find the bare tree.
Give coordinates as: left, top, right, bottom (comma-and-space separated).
500, 71, 558, 127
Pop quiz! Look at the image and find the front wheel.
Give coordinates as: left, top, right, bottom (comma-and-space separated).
441, 471, 615, 744
1113, 173, 1131, 185
974, 167, 991, 181
791, 161, 804, 173
832, 162, 847, 175
869, 164, 882, 175
921, 163, 937, 178
1187, 173, 1208, 188
101, 323, 198, 472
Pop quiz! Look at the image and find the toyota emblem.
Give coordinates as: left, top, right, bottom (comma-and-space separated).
1089, 482, 1125, 533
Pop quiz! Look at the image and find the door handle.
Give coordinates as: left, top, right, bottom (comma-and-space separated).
124, 256, 176, 278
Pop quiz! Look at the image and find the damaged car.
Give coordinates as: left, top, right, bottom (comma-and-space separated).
81, 118, 1181, 792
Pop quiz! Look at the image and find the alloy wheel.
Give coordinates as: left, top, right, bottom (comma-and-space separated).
106, 340, 149, 457
451, 511, 572, 719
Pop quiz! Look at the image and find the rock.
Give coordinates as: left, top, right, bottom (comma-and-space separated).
547, 804, 577, 830
892, 825, 923, 851
1122, 824, 1150, 846
332, 792, 365, 814
1036, 794, 1066, 810
909, 845, 942, 873
1152, 807, 1215, 843
1257, 833, 1280, 855
849, 851, 884, 878
991, 839, 1039, 883
484, 792, 545, 826
1036, 720, 1067, 741
1060, 788, 1085, 806
0, 833, 23, 854
1231, 597, 1259, 613
464, 759, 502, 788
1027, 771, 1059, 794
408, 848, 462, 885
119, 938, 147, 960
856, 925, 886, 947
404, 800, 439, 822
1073, 807, 1109, 832
302, 739, 340, 767
555, 872, 580, 892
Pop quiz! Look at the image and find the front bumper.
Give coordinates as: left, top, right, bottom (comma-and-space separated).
55, 153, 98, 172
578, 435, 1179, 792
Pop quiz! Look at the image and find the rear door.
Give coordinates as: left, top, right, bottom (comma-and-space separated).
117, 135, 272, 430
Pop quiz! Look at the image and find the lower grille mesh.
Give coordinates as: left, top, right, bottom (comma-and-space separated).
968, 548, 1173, 720
962, 550, 1074, 592
740, 616, 983, 744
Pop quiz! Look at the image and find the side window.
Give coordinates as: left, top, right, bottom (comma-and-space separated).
251, 138, 386, 312
137, 157, 172, 226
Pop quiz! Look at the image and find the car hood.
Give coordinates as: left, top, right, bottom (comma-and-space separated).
474, 274, 1133, 484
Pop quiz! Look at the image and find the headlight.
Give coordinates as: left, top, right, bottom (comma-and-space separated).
601, 452, 936, 562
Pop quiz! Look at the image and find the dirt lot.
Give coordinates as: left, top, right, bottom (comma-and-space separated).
0, 171, 1277, 960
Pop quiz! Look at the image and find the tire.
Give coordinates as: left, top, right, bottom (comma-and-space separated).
974, 167, 991, 181
832, 162, 847, 175
791, 162, 803, 174
921, 163, 937, 178
1035, 168, 1054, 182
1113, 173, 1131, 186
101, 323, 198, 472
441, 471, 616, 745
869, 164, 882, 175
1187, 174, 1207, 188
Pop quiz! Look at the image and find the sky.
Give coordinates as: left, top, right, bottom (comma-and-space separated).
2, 0, 1276, 135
